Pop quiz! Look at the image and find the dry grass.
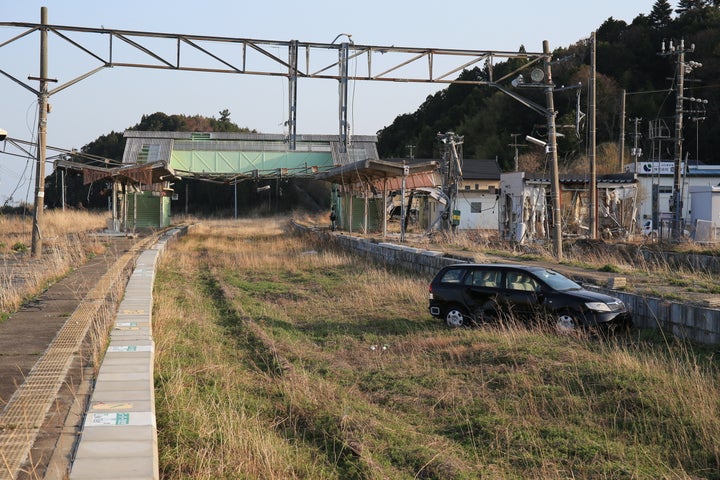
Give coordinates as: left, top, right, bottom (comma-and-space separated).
0, 210, 108, 318
153, 217, 720, 479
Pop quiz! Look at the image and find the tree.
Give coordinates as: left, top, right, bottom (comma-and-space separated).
650, 0, 673, 28
215, 109, 234, 132
676, 0, 709, 15
597, 17, 628, 42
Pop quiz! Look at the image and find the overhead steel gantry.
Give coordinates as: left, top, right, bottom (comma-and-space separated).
0, 17, 547, 150
0, 8, 564, 259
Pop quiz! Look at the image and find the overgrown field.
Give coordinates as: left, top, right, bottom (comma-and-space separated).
153, 219, 720, 479
0, 210, 107, 318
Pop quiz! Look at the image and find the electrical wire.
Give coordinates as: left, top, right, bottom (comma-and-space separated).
2, 101, 39, 208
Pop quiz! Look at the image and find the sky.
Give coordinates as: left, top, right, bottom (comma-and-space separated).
0, 0, 671, 205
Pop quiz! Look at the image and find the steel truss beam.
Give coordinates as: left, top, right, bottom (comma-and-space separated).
0, 21, 546, 149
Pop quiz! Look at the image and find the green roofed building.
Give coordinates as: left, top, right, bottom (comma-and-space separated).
118, 131, 384, 229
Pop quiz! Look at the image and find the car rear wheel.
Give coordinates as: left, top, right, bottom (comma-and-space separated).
444, 306, 468, 327
555, 311, 577, 332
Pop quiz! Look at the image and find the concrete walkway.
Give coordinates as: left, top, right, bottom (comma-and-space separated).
0, 235, 144, 480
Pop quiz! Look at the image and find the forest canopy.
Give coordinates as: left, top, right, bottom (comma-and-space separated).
376, 1, 720, 174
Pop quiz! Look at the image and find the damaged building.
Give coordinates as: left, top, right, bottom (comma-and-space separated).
499, 171, 637, 244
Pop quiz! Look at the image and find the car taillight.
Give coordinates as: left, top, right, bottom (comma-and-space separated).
428, 285, 434, 299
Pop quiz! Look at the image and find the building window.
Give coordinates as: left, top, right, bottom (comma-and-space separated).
191, 133, 211, 141
137, 144, 160, 164
475, 184, 479, 190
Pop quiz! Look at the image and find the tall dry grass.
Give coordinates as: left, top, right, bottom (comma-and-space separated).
153, 217, 720, 479
0, 210, 108, 317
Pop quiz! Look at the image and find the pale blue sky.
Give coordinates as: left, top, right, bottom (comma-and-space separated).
1, 1, 670, 204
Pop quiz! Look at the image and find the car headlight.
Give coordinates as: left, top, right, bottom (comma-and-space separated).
585, 302, 612, 312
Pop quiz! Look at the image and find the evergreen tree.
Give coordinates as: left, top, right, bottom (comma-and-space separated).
676, 0, 708, 15
650, 0, 673, 28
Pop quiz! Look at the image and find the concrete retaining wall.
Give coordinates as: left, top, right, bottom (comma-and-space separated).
298, 226, 720, 345
69, 227, 186, 480
328, 233, 472, 277
585, 287, 720, 344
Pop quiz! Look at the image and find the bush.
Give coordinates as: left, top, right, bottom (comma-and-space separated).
11, 242, 28, 253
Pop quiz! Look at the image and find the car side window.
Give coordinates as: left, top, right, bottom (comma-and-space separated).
464, 269, 500, 287
487, 271, 501, 287
506, 272, 539, 292
440, 268, 465, 284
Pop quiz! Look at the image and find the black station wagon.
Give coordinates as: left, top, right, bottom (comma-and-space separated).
428, 264, 632, 331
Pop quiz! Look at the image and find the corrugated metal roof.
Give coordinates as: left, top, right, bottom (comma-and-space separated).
123, 130, 378, 143
461, 159, 502, 180
122, 131, 380, 169
122, 137, 174, 164
379, 157, 501, 180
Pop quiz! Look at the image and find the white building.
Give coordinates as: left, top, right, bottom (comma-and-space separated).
454, 158, 502, 230
689, 185, 720, 242
626, 162, 720, 234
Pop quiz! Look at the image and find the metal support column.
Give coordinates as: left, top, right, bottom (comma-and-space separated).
382, 177, 388, 239
364, 184, 368, 234
288, 40, 298, 150
338, 42, 350, 152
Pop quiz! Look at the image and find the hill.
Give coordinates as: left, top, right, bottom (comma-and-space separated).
377, 1, 720, 174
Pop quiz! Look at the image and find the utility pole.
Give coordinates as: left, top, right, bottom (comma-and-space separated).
619, 89, 626, 171
508, 134, 525, 172
543, 40, 563, 260
31, 7, 49, 257
60, 167, 65, 211
659, 39, 697, 240
406, 144, 415, 160
589, 31, 597, 239
437, 132, 463, 232
630, 117, 642, 174
400, 160, 407, 242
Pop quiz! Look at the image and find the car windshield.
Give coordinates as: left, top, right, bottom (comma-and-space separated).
533, 269, 582, 291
